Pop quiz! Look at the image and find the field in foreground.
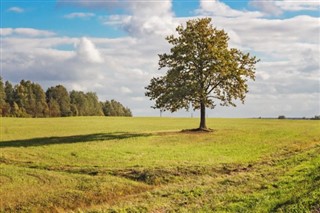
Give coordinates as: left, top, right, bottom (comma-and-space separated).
0, 117, 320, 212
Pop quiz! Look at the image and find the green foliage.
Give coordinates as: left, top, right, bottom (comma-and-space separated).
46, 85, 71, 117
86, 92, 104, 116
48, 99, 61, 117
2, 81, 15, 116
101, 99, 132, 117
146, 18, 258, 129
0, 76, 132, 118
0, 77, 5, 116
33, 83, 49, 117
12, 80, 49, 117
70, 91, 104, 116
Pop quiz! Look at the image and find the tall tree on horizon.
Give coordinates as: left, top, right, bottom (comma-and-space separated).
145, 18, 259, 130
0, 77, 5, 116
32, 83, 49, 117
14, 80, 48, 117
5, 80, 21, 117
46, 85, 71, 117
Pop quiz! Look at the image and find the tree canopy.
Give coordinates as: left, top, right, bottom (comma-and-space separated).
0, 77, 132, 118
145, 18, 259, 130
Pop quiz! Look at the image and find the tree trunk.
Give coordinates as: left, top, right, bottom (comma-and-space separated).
199, 101, 207, 130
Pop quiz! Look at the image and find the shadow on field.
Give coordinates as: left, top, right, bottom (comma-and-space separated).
0, 132, 151, 148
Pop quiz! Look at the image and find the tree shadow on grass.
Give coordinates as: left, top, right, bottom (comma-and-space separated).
0, 132, 152, 148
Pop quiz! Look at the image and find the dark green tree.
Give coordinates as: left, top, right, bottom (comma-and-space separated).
32, 83, 49, 117
46, 85, 71, 117
4, 80, 24, 117
101, 100, 111, 116
0, 78, 132, 118
0, 77, 5, 116
86, 92, 104, 116
48, 99, 61, 117
4, 81, 15, 106
14, 80, 30, 117
12, 80, 48, 117
69, 90, 88, 116
70, 91, 104, 116
11, 102, 24, 117
101, 99, 132, 117
145, 18, 258, 130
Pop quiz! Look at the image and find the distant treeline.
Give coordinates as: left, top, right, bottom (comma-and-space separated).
0, 77, 132, 117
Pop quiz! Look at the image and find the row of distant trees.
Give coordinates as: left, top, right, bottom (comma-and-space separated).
278, 115, 320, 120
0, 77, 132, 117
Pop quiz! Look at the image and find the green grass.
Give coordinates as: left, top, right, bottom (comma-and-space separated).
1, 117, 319, 212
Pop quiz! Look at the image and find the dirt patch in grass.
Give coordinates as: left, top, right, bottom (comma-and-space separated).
181, 128, 214, 133
153, 128, 215, 136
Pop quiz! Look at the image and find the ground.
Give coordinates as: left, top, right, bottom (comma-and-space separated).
0, 117, 319, 212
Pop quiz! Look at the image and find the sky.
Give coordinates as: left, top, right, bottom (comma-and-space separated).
1, 0, 319, 118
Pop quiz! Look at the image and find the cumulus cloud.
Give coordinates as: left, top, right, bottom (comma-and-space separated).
102, 0, 177, 37
2, 37, 104, 82
7, 7, 24, 13
75, 37, 104, 63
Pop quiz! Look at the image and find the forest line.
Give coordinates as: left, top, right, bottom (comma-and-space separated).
0, 77, 132, 117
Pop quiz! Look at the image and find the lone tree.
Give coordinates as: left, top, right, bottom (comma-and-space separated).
145, 18, 259, 131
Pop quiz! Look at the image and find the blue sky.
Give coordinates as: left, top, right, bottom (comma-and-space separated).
2, 0, 318, 37
1, 0, 320, 117
2, 0, 319, 38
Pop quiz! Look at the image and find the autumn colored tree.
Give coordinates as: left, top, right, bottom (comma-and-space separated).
145, 18, 258, 130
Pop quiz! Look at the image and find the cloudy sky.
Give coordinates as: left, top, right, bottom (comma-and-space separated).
1, 0, 319, 118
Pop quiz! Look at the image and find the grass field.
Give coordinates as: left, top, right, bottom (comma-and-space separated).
1, 117, 320, 212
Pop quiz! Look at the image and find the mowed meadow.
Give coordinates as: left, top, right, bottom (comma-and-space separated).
1, 117, 320, 212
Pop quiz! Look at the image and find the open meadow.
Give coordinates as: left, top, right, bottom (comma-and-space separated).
1, 117, 320, 212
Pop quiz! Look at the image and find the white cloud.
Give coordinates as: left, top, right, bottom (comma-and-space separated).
102, 0, 178, 37
64, 12, 95, 19
249, 0, 283, 16
276, 0, 320, 11
7, 7, 24, 13
0, 28, 55, 37
0, 28, 13, 36
197, 0, 263, 18
2, 36, 105, 82
57, 0, 121, 9
120, 86, 132, 94
250, 0, 320, 16
75, 37, 104, 63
